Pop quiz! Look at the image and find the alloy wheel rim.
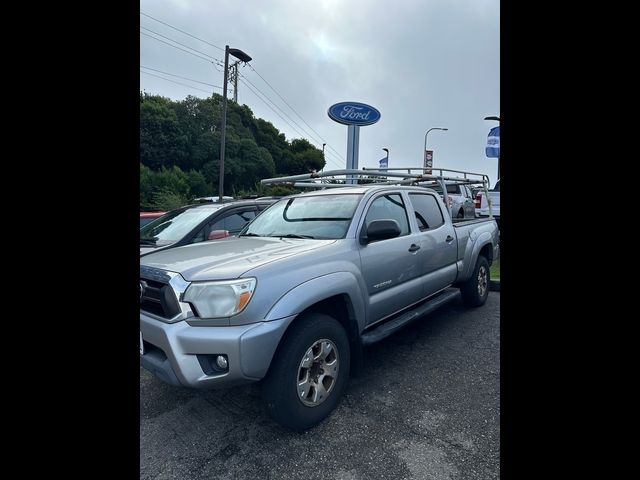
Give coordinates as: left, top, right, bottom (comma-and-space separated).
296, 339, 339, 407
478, 265, 488, 297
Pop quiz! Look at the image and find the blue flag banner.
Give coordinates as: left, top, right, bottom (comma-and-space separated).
486, 126, 500, 158
379, 157, 388, 169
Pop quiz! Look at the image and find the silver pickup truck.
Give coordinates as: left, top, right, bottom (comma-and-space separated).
140, 181, 499, 430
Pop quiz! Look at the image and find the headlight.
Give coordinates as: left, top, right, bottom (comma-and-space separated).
183, 278, 256, 318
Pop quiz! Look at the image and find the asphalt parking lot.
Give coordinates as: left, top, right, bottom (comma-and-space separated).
140, 292, 500, 480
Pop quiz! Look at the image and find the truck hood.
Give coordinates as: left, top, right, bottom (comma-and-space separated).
140, 237, 336, 281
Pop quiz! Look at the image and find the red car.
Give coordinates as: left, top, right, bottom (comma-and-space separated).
140, 211, 166, 228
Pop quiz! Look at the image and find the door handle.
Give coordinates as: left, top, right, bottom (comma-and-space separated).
446, 235, 454, 243
408, 244, 421, 252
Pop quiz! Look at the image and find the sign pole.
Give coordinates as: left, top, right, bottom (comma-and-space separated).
346, 125, 360, 184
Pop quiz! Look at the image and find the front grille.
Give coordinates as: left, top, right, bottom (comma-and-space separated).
140, 276, 181, 319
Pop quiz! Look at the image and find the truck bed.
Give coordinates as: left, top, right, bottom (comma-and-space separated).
451, 217, 496, 226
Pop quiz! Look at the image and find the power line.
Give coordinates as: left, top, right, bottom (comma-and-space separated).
141, 66, 222, 89
240, 73, 325, 147
140, 27, 221, 62
140, 70, 212, 95
140, 11, 225, 52
247, 64, 345, 162
237, 78, 308, 141
140, 31, 214, 63
239, 77, 343, 170
238, 72, 345, 167
239, 73, 335, 155
140, 27, 225, 73
138, 12, 343, 167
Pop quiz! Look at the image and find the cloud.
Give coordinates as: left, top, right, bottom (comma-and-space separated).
140, 0, 500, 181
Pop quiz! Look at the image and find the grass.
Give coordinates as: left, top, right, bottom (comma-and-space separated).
490, 256, 500, 281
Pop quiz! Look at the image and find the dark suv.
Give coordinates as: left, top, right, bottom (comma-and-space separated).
140, 199, 277, 256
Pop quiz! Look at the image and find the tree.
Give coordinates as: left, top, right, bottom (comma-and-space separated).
140, 92, 327, 207
139, 93, 188, 169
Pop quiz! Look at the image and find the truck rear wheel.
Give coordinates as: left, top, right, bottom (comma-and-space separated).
261, 313, 350, 431
460, 255, 490, 307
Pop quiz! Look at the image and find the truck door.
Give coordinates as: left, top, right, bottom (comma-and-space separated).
358, 192, 425, 325
407, 192, 458, 296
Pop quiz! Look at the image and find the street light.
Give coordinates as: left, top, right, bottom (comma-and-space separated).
423, 127, 448, 172
382, 147, 389, 164
484, 116, 500, 180
219, 45, 252, 203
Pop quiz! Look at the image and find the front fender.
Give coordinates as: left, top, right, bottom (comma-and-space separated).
264, 271, 366, 331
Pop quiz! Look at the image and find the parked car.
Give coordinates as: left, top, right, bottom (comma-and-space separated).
193, 196, 235, 203
475, 179, 500, 228
140, 211, 166, 228
140, 178, 499, 431
140, 199, 277, 256
429, 182, 476, 219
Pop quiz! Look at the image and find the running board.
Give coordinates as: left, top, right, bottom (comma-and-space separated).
361, 288, 460, 346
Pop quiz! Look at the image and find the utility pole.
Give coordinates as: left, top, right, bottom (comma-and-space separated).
219, 47, 230, 202
218, 46, 252, 203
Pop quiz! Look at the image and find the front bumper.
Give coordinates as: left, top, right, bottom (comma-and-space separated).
140, 312, 295, 388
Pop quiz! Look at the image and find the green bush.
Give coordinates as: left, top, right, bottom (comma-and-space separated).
152, 189, 189, 211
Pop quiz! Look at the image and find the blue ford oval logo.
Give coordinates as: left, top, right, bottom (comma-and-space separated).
328, 102, 381, 126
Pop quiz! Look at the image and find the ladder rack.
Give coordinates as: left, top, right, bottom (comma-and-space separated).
260, 167, 494, 218
261, 167, 490, 188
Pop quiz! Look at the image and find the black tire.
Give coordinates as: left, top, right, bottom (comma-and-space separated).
261, 313, 350, 431
460, 255, 490, 307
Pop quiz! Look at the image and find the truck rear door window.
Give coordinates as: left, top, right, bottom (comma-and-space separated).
408, 193, 445, 231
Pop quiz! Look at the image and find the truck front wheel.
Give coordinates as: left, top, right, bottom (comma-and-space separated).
261, 313, 350, 431
460, 255, 490, 307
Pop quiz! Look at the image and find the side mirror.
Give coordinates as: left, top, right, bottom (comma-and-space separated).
208, 229, 230, 241
361, 219, 401, 244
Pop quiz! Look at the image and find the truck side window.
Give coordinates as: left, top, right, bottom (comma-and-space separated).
364, 194, 410, 237
409, 193, 444, 231
447, 184, 460, 195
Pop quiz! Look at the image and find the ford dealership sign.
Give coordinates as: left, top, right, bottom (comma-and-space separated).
328, 102, 381, 126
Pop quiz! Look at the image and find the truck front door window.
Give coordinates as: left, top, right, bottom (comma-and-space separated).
364, 194, 410, 238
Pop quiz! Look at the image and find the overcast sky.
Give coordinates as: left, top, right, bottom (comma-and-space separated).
140, 0, 500, 186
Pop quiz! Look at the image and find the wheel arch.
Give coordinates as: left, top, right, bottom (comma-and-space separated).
261, 272, 365, 378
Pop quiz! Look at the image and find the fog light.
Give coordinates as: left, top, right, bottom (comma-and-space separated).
216, 355, 228, 369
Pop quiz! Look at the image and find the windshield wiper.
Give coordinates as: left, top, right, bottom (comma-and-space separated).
270, 233, 315, 239
140, 238, 158, 246
239, 232, 261, 237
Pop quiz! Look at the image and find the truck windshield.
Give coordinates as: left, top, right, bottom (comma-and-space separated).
240, 194, 362, 240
